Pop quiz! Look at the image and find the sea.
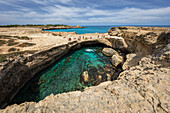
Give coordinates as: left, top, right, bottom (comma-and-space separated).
43, 25, 170, 34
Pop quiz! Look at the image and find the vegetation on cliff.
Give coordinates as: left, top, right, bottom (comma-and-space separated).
0, 24, 69, 28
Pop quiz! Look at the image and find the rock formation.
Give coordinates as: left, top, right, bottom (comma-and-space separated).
0, 26, 170, 113
80, 71, 89, 84
102, 47, 124, 67
111, 54, 124, 67
102, 47, 118, 57
0, 39, 112, 108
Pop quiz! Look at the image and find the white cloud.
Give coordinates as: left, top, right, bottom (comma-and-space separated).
0, 1, 170, 25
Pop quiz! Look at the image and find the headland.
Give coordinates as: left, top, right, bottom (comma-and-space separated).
0, 26, 169, 112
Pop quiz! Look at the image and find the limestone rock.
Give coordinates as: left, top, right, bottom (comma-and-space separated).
122, 53, 142, 70
108, 26, 170, 55
1, 27, 170, 112
111, 54, 124, 67
81, 71, 89, 83
1, 56, 169, 113
102, 48, 118, 56
107, 37, 128, 52
97, 39, 112, 47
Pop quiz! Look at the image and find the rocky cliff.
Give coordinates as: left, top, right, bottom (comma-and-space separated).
0, 27, 170, 112
0, 39, 112, 109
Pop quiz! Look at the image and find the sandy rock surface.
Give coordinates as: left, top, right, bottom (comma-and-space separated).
1, 55, 169, 113
0, 27, 109, 54
0, 26, 169, 113
111, 54, 124, 67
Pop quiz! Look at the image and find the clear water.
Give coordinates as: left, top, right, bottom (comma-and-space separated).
43, 26, 112, 34
11, 46, 115, 104
43, 25, 170, 34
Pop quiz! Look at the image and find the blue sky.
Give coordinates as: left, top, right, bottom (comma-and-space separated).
0, 0, 170, 25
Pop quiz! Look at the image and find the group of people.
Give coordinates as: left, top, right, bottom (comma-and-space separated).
67, 35, 107, 41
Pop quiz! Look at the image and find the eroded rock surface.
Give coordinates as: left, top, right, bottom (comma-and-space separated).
81, 71, 89, 83
0, 27, 170, 112
108, 26, 170, 55
0, 39, 112, 109
102, 47, 118, 56
111, 54, 124, 67
1, 54, 169, 113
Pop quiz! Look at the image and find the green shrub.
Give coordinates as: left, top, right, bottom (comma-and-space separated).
0, 24, 68, 27
0, 35, 12, 39
20, 36, 30, 40
18, 42, 36, 47
7, 39, 19, 46
0, 55, 7, 63
8, 48, 16, 52
0, 40, 6, 46
13, 36, 20, 38
14, 36, 30, 40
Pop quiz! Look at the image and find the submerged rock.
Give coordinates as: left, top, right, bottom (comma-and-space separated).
102, 48, 118, 56
81, 71, 89, 84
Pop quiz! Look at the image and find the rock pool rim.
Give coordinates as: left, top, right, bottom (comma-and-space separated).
10, 44, 116, 105
0, 39, 117, 109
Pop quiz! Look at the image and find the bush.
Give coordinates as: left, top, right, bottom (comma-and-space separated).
0, 55, 7, 63
7, 39, 19, 46
18, 42, 36, 47
8, 48, 16, 52
0, 24, 68, 27
0, 40, 6, 46
20, 36, 30, 40
14, 36, 30, 40
0, 35, 12, 39
13, 36, 20, 39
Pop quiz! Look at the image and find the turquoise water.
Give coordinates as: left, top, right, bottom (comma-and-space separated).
43, 26, 112, 34
43, 25, 170, 34
11, 46, 115, 104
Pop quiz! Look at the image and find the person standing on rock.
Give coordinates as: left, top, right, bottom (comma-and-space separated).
139, 25, 142, 32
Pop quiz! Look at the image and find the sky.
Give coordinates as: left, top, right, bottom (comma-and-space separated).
0, 0, 170, 25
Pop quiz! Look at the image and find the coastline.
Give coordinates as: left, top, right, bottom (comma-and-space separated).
0, 26, 169, 112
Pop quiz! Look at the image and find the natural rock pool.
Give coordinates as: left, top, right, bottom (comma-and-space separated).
11, 46, 116, 104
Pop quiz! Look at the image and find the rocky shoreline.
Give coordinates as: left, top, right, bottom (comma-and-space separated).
42, 24, 84, 30
0, 38, 114, 108
0, 26, 169, 112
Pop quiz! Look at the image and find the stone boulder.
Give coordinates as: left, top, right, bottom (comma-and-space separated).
102, 48, 118, 56
81, 71, 89, 83
122, 53, 142, 70
107, 37, 128, 52
111, 54, 124, 67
